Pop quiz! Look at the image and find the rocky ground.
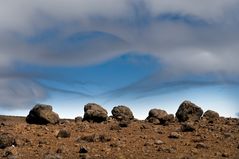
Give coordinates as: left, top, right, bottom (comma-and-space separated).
0, 102, 239, 159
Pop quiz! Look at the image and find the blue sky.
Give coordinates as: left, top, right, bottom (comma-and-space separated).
0, 0, 239, 118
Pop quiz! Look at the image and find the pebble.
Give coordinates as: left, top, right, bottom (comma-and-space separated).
195, 142, 208, 149
169, 132, 181, 139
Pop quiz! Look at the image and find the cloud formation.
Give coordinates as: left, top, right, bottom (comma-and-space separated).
0, 0, 239, 110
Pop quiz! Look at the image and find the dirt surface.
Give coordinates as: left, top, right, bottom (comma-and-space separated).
0, 115, 239, 159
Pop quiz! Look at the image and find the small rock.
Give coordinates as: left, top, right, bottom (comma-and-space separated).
169, 132, 181, 139
195, 142, 208, 149
79, 134, 111, 143
44, 153, 62, 159
223, 133, 233, 138
154, 140, 164, 145
79, 146, 88, 153
3, 146, 17, 157
222, 152, 229, 157
0, 133, 15, 149
118, 120, 130, 127
110, 125, 122, 131
57, 130, 71, 138
181, 122, 195, 132
75, 116, 83, 123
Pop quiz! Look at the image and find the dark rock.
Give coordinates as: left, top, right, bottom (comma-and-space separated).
203, 110, 219, 121
176, 101, 203, 122
181, 122, 196, 132
168, 132, 181, 139
79, 146, 88, 153
146, 109, 174, 125
79, 134, 111, 143
0, 133, 15, 149
111, 105, 134, 121
26, 104, 60, 125
57, 129, 71, 138
118, 120, 130, 127
222, 152, 229, 157
83, 103, 108, 123
2, 146, 17, 158
75, 116, 83, 123
195, 142, 208, 149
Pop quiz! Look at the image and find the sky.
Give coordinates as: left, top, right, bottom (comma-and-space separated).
0, 0, 239, 119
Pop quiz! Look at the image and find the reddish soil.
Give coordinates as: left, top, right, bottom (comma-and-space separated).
0, 115, 239, 159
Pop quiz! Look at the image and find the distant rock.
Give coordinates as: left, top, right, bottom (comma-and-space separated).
176, 101, 203, 122
75, 116, 83, 123
146, 109, 174, 125
0, 133, 15, 149
111, 105, 134, 121
203, 110, 219, 121
83, 103, 108, 123
57, 129, 71, 138
26, 104, 60, 125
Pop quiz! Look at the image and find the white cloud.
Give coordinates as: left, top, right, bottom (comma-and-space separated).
0, 0, 239, 109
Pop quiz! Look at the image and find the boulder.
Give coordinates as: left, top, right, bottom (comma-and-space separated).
83, 103, 108, 123
0, 133, 15, 149
111, 105, 134, 121
146, 109, 174, 125
26, 104, 60, 124
203, 110, 219, 120
176, 101, 203, 122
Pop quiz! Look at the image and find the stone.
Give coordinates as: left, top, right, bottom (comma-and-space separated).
176, 101, 203, 122
78, 134, 111, 143
2, 146, 17, 157
195, 142, 208, 149
118, 120, 130, 127
57, 129, 71, 138
44, 153, 62, 159
146, 109, 174, 125
75, 116, 83, 123
79, 146, 88, 153
111, 105, 134, 121
0, 133, 15, 149
203, 110, 219, 120
154, 140, 164, 145
181, 122, 196, 132
83, 103, 108, 123
26, 104, 60, 124
168, 132, 181, 139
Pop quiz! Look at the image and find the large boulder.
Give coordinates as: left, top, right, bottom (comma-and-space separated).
83, 103, 108, 123
176, 101, 203, 122
203, 110, 219, 120
146, 109, 174, 125
111, 105, 134, 121
26, 104, 60, 124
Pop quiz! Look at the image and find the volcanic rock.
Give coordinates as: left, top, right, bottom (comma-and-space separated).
176, 101, 203, 122
203, 110, 219, 120
111, 105, 134, 121
146, 109, 174, 125
0, 133, 15, 149
26, 104, 60, 124
83, 103, 108, 123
